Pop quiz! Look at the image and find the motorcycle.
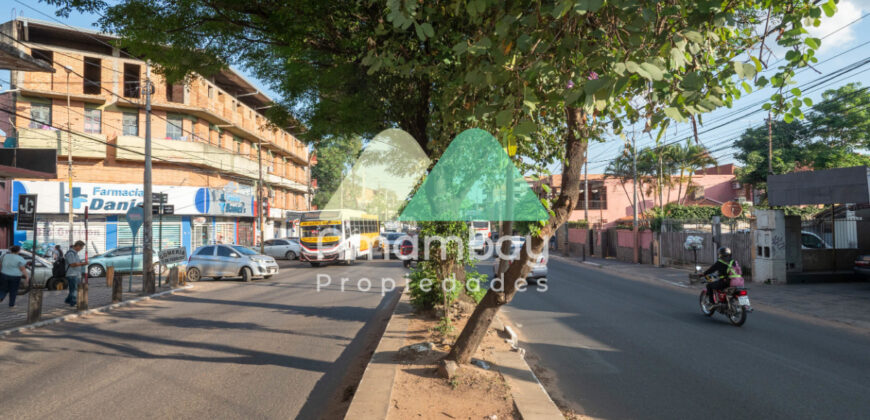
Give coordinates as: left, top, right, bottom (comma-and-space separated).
699, 274, 752, 326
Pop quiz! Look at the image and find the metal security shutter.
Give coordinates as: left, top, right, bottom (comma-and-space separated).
118, 216, 182, 250
237, 220, 254, 246
34, 216, 107, 255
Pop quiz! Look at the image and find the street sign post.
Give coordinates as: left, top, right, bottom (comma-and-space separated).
17, 194, 37, 231
126, 206, 144, 292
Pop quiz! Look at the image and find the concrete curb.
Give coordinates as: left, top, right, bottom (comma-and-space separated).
0, 284, 195, 338
493, 350, 565, 419
344, 287, 408, 420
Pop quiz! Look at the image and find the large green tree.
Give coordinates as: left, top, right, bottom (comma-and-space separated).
735, 82, 870, 193
310, 137, 362, 209
49, 0, 834, 364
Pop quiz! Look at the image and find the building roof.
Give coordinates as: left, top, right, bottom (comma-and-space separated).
11, 18, 275, 116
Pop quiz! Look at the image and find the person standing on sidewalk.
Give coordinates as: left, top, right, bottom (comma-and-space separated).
64, 241, 87, 307
0, 246, 30, 308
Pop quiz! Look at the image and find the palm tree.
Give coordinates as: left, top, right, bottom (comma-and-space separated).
681, 143, 717, 204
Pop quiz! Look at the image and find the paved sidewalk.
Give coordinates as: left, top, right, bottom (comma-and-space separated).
0, 275, 176, 331
553, 255, 870, 332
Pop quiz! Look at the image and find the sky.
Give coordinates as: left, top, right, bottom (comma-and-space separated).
2, 0, 870, 175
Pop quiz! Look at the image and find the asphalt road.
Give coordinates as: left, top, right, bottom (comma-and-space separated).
504, 258, 870, 420
0, 259, 406, 420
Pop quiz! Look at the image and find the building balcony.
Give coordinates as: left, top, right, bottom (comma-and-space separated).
116, 135, 263, 180
17, 127, 106, 159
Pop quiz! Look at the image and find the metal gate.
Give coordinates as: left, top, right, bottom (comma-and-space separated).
237, 220, 254, 246
35, 216, 106, 255
118, 216, 182, 250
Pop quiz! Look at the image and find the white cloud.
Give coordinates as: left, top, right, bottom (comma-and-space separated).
807, 0, 867, 54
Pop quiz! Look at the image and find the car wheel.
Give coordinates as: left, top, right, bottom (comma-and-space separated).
285, 251, 297, 260
186, 267, 202, 282
88, 264, 106, 278
240, 267, 253, 282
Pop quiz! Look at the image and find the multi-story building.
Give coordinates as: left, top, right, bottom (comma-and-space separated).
0, 18, 312, 255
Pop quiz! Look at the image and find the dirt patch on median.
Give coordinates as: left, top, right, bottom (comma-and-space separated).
388, 303, 520, 420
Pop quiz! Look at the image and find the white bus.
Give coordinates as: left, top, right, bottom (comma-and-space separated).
299, 209, 380, 266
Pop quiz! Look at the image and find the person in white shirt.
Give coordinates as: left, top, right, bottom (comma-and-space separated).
0, 246, 30, 308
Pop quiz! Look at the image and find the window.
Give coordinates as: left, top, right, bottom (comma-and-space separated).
196, 246, 215, 256
29, 102, 51, 128
84, 108, 101, 133
166, 114, 183, 140
122, 112, 139, 136
208, 85, 214, 99
166, 81, 184, 103
112, 247, 133, 257
31, 49, 53, 67
123, 63, 140, 98
216, 246, 234, 257
576, 181, 607, 210
234, 136, 242, 153
83, 57, 102, 94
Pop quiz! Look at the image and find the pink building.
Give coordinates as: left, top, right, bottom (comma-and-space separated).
533, 164, 747, 227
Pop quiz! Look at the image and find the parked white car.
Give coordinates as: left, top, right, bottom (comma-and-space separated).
801, 231, 830, 249
263, 238, 301, 260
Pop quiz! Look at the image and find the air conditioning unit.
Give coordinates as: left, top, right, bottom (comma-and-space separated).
732, 181, 742, 190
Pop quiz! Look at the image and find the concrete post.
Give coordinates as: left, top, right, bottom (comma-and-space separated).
169, 266, 179, 289
108, 267, 121, 303
27, 288, 43, 323
76, 282, 88, 311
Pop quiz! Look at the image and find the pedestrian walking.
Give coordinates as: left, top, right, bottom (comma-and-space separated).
51, 245, 62, 262
0, 246, 30, 308
64, 241, 87, 307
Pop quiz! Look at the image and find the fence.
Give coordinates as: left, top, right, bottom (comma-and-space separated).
660, 219, 752, 273
801, 216, 866, 250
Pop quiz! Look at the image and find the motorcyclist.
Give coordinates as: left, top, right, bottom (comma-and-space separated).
703, 247, 744, 304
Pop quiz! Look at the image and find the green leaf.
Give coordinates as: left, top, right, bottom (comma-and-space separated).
613, 62, 627, 76
783, 113, 794, 123
790, 87, 801, 97
495, 109, 513, 127
750, 56, 763, 72
684, 31, 704, 43
574, 0, 605, 13
452, 41, 468, 54
741, 81, 753, 93
805, 37, 821, 50
803, 97, 813, 107
639, 62, 664, 81
583, 77, 607, 95
421, 23, 435, 38
514, 120, 537, 138
822, 0, 836, 17
414, 23, 425, 41
663, 107, 684, 121
680, 72, 704, 90
669, 47, 687, 70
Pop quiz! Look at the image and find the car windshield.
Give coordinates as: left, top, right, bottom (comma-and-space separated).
386, 233, 403, 240
231, 245, 259, 255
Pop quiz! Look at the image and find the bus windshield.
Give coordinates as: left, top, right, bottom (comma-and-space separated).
301, 223, 342, 238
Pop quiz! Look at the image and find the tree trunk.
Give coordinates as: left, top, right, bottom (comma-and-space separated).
447, 107, 588, 364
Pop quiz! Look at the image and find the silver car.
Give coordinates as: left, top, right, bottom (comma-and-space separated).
491, 237, 548, 283
263, 238, 301, 260
0, 249, 53, 291
186, 244, 279, 282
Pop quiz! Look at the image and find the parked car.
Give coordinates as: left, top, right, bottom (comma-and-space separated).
380, 232, 408, 258
263, 238, 301, 260
0, 249, 54, 291
491, 236, 548, 283
801, 231, 830, 249
854, 255, 870, 279
87, 246, 167, 278
186, 244, 279, 282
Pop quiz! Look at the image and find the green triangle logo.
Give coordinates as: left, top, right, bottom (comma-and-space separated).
399, 128, 548, 221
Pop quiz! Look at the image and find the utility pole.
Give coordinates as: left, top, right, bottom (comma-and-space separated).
583, 158, 589, 222
142, 63, 154, 294
767, 110, 773, 175
65, 66, 73, 246
632, 135, 639, 263
258, 138, 265, 254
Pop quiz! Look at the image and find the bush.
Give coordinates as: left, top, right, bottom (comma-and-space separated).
566, 220, 589, 229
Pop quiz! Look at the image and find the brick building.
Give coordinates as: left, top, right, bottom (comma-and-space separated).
0, 18, 311, 254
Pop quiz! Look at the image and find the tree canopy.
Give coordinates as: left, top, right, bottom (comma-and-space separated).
735, 82, 870, 192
